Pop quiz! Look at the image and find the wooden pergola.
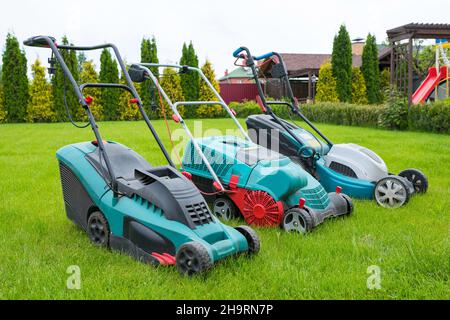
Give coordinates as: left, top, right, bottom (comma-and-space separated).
387, 23, 450, 106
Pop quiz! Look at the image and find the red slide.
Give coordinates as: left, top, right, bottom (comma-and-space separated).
412, 66, 448, 104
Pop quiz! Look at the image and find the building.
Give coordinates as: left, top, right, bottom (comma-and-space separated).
219, 67, 255, 84
221, 42, 391, 103
219, 67, 260, 104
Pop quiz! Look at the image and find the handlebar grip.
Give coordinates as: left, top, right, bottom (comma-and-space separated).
23, 36, 57, 48
233, 47, 245, 58
253, 52, 274, 61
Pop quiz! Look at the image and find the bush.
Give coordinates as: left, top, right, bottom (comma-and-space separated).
379, 91, 408, 130
230, 100, 262, 118
299, 102, 383, 127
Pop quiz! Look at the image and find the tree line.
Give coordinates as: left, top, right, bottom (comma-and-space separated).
0, 34, 221, 123
316, 25, 390, 105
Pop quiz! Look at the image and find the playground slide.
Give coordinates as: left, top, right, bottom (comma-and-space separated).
412, 66, 448, 104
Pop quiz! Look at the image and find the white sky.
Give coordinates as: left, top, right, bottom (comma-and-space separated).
1, 0, 449, 78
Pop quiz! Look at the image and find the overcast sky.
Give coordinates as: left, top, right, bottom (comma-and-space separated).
1, 0, 449, 78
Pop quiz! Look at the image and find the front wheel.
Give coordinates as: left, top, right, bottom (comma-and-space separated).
374, 176, 410, 208
87, 211, 110, 248
399, 169, 428, 194
176, 242, 213, 276
282, 208, 314, 234
235, 226, 261, 255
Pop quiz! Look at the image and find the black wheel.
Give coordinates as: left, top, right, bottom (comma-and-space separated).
374, 176, 410, 208
235, 226, 261, 255
176, 242, 213, 276
341, 194, 354, 215
399, 169, 428, 194
213, 197, 238, 221
282, 208, 314, 234
87, 211, 110, 248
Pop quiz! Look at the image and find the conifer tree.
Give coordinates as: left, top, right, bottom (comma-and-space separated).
180, 42, 200, 117
77, 61, 102, 121
52, 36, 80, 122
140, 37, 159, 114
160, 67, 184, 117
99, 49, 120, 120
331, 25, 353, 102
0, 83, 6, 123
118, 69, 140, 121
362, 34, 382, 104
380, 68, 391, 101
197, 60, 221, 118
351, 67, 368, 104
1, 33, 29, 122
27, 59, 55, 122
315, 62, 339, 102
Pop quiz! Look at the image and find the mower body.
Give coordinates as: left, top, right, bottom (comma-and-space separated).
246, 114, 415, 199
182, 136, 351, 228
56, 141, 250, 266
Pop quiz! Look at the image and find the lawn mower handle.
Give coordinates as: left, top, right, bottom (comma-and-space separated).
233, 47, 275, 63
24, 36, 57, 48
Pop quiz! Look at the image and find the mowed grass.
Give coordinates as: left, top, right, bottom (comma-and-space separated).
0, 119, 449, 300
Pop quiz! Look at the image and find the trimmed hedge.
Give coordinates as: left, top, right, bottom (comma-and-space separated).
228, 99, 450, 134
409, 99, 450, 134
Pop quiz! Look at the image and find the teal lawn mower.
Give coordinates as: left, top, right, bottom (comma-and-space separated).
24, 36, 260, 276
233, 47, 428, 208
128, 63, 353, 234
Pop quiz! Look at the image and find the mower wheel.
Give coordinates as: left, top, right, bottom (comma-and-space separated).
374, 176, 410, 208
176, 242, 213, 276
213, 197, 238, 221
87, 211, 110, 248
399, 169, 428, 194
341, 194, 354, 215
235, 226, 261, 255
282, 208, 314, 234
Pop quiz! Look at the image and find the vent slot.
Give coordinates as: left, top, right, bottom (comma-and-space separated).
329, 162, 358, 178
300, 185, 330, 210
184, 144, 234, 176
135, 170, 156, 185
185, 202, 213, 226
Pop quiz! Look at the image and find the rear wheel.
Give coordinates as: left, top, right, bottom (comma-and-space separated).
235, 226, 261, 255
282, 208, 314, 234
176, 242, 213, 276
374, 176, 410, 208
87, 211, 110, 248
213, 197, 238, 221
341, 194, 354, 215
399, 169, 428, 194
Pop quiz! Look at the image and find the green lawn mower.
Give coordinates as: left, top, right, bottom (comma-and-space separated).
24, 35, 260, 276
129, 63, 353, 234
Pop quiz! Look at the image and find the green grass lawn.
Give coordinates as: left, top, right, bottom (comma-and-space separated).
0, 119, 449, 300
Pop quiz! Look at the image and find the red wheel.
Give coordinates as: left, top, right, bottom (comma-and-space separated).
242, 190, 284, 227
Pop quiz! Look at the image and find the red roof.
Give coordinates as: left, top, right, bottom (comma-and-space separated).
273, 53, 363, 77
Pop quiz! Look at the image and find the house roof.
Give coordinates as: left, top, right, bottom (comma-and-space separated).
387, 23, 450, 41
263, 53, 363, 77
219, 67, 254, 81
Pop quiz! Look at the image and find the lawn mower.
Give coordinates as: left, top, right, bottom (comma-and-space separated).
24, 36, 260, 276
128, 63, 353, 234
233, 47, 428, 208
